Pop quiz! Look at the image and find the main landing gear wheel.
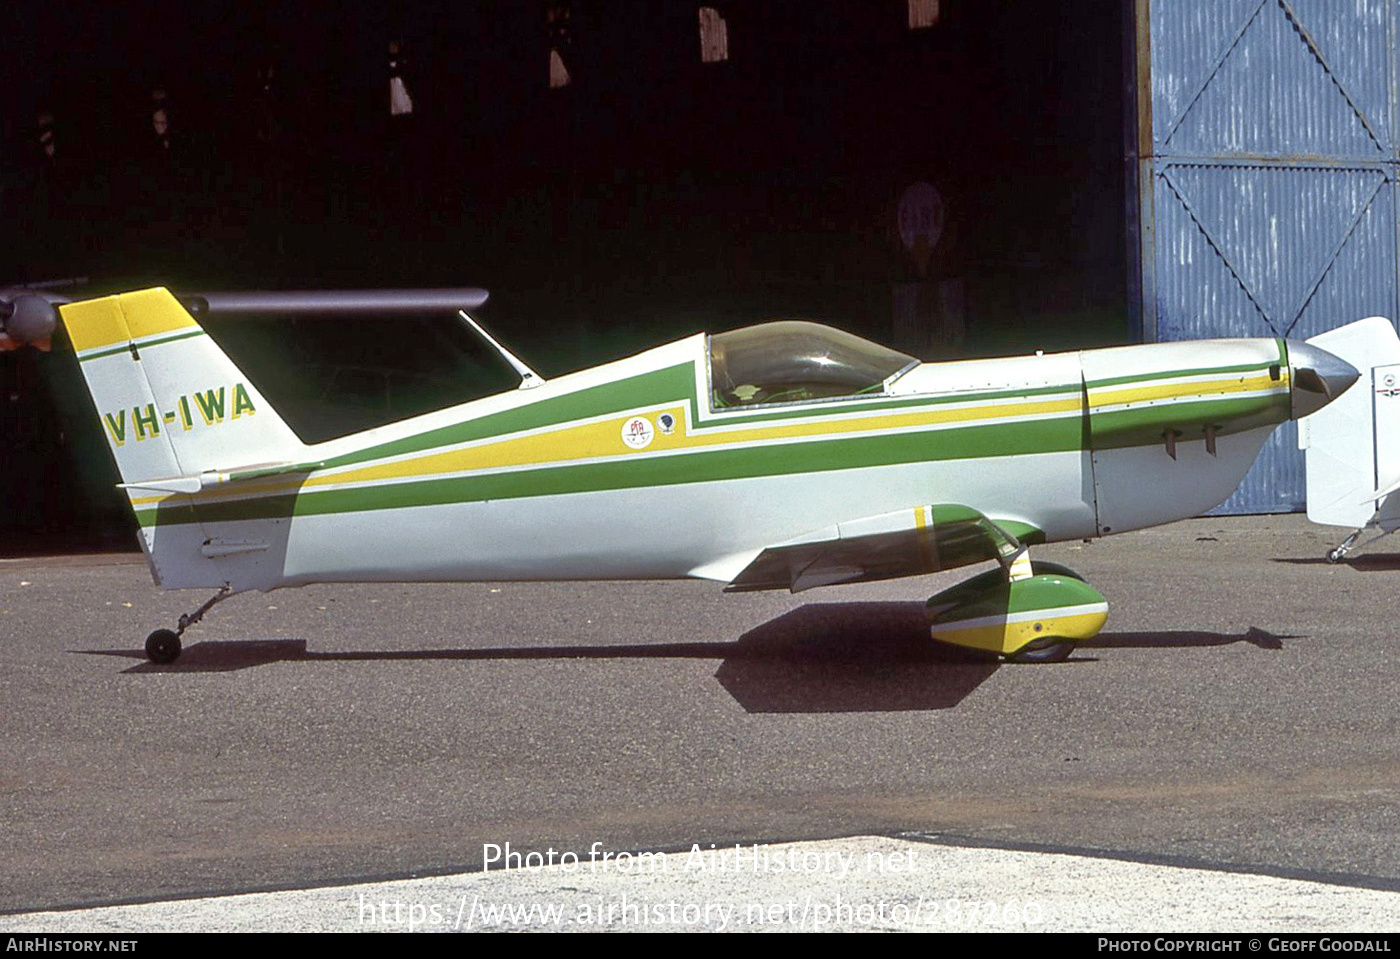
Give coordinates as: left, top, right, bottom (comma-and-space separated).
1007, 638, 1075, 664
145, 628, 182, 665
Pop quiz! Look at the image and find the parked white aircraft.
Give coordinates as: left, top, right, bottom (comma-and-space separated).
0, 287, 1367, 664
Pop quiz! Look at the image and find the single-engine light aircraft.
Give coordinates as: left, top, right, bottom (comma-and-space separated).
0, 286, 1371, 663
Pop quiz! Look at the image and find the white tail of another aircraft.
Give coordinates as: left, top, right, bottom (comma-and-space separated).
1299, 316, 1400, 559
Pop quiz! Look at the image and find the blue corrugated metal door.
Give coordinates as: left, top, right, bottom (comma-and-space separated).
1142, 0, 1398, 512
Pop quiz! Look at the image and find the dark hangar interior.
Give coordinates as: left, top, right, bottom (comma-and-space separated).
2, 1, 1127, 550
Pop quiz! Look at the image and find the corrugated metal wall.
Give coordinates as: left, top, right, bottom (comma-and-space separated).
1136, 0, 1399, 512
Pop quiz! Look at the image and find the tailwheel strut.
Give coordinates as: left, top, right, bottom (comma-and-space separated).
1327, 529, 1362, 564
144, 584, 232, 664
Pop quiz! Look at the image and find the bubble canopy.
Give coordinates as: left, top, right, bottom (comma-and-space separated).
708, 321, 918, 409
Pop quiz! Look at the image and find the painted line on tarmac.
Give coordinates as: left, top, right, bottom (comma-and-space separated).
2, 836, 1398, 932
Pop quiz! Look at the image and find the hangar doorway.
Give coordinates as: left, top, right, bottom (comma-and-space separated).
2, 2, 1129, 550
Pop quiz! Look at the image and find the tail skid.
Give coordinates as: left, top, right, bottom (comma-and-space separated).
1299, 317, 1400, 560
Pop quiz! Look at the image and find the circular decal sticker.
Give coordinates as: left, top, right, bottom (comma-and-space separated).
621, 416, 655, 449
658, 413, 676, 435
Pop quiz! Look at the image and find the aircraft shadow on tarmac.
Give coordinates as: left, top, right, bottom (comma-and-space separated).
1274, 553, 1400, 570
75, 604, 1290, 714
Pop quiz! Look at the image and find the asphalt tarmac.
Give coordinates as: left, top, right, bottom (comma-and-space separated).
1, 514, 1398, 926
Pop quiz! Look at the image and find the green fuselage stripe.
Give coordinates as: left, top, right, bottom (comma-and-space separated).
128, 354, 1290, 529
319, 365, 699, 469
1088, 394, 1288, 449
136, 414, 1087, 527
321, 352, 1281, 470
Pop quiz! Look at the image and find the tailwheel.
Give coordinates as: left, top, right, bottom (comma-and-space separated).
1326, 529, 1361, 564
141, 585, 231, 664
1007, 637, 1075, 664
145, 628, 182, 665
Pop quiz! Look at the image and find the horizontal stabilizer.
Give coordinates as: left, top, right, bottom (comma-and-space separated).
191, 288, 488, 314
1364, 474, 1400, 505
725, 504, 1031, 593
117, 460, 326, 495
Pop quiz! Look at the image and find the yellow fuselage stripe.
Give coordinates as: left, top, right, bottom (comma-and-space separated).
127, 371, 1287, 508
1089, 371, 1282, 407
128, 394, 1083, 506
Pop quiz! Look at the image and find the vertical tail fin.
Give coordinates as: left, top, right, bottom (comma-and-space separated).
60, 288, 309, 591
59, 287, 307, 487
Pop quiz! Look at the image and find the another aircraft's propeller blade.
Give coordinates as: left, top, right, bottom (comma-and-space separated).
0, 294, 60, 351
186, 289, 490, 315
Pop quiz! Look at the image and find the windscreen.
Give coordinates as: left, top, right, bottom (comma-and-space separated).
708, 321, 916, 408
